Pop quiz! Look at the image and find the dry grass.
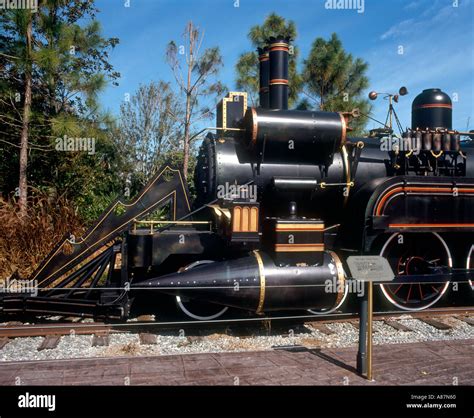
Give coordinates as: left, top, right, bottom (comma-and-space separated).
102, 342, 142, 357
299, 337, 324, 348
0, 190, 84, 281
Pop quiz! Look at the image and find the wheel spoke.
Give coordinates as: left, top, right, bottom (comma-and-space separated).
393, 284, 403, 294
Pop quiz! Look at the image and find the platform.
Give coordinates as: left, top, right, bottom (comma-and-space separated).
0, 339, 472, 385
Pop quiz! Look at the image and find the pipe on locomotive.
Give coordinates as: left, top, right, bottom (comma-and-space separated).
268, 36, 290, 110
258, 46, 270, 109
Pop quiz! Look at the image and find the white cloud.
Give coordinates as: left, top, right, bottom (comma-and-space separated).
367, 0, 473, 130
380, 18, 414, 40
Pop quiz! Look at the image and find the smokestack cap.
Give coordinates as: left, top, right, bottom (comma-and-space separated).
268, 36, 291, 49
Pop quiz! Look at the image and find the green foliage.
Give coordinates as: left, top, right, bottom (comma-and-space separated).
0, 1, 121, 225
235, 13, 302, 107
302, 33, 370, 135
113, 81, 184, 189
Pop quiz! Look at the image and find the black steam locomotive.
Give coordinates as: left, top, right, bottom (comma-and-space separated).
1, 37, 473, 320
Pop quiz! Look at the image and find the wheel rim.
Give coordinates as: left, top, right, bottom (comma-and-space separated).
175, 260, 228, 320
467, 245, 474, 291
308, 252, 348, 315
379, 232, 451, 311
307, 284, 349, 315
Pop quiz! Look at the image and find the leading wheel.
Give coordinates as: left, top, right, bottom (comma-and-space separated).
308, 251, 349, 315
467, 245, 474, 291
378, 232, 451, 311
175, 260, 229, 320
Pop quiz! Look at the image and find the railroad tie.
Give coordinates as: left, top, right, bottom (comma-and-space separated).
457, 316, 474, 326
92, 333, 110, 347
419, 318, 452, 331
6, 321, 22, 327
307, 322, 335, 335
38, 335, 61, 351
136, 315, 156, 322
139, 333, 157, 345
348, 320, 359, 330
0, 337, 10, 350
384, 320, 414, 332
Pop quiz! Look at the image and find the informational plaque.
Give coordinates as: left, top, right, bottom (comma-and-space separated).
347, 256, 394, 282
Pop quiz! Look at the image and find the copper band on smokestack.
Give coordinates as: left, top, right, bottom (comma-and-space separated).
258, 47, 269, 109
268, 36, 290, 110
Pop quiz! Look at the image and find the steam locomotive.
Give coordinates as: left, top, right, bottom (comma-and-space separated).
1, 36, 473, 320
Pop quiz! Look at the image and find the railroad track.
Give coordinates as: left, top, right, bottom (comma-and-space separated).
1, 306, 472, 339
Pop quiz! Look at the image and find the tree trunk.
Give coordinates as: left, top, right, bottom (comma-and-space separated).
18, 15, 33, 217
182, 22, 194, 180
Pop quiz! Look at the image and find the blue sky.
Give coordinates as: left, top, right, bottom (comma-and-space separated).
95, 0, 474, 132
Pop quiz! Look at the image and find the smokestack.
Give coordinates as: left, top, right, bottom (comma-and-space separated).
268, 36, 290, 110
258, 46, 270, 108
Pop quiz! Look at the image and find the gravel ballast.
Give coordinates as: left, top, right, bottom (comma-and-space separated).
0, 315, 472, 362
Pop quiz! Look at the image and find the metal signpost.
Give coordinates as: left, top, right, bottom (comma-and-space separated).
347, 256, 394, 381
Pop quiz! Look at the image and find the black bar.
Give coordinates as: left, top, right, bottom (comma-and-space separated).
0, 386, 471, 417
357, 282, 368, 376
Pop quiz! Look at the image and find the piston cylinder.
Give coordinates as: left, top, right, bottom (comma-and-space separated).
242, 107, 346, 164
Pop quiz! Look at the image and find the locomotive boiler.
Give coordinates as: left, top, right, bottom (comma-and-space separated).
1, 36, 473, 320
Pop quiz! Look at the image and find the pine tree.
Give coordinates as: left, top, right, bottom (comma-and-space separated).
0, 1, 119, 215
302, 33, 370, 135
